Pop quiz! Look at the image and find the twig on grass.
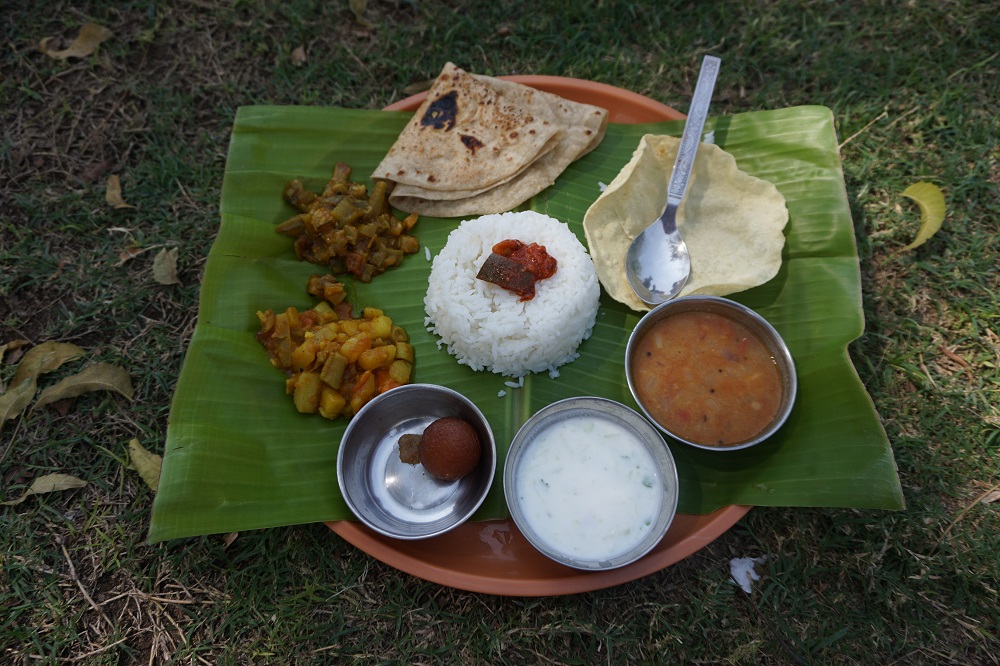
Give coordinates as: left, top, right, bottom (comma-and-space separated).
933, 482, 1000, 554
0, 405, 31, 466
155, 598, 188, 645
61, 541, 113, 628
137, 593, 202, 604
838, 110, 888, 150
838, 104, 924, 150
69, 637, 128, 662
938, 345, 976, 383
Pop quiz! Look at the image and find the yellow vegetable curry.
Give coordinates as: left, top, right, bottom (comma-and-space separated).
256, 275, 414, 420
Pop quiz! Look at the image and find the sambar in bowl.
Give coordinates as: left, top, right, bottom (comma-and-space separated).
625, 296, 796, 451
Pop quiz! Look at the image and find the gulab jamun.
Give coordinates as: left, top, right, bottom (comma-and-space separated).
418, 417, 482, 481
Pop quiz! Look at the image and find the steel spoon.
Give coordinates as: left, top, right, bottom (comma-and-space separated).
625, 55, 721, 305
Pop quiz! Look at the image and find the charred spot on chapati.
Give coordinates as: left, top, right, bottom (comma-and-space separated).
460, 134, 485, 154
421, 90, 459, 130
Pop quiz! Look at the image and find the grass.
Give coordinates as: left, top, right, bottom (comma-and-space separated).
2, 0, 998, 663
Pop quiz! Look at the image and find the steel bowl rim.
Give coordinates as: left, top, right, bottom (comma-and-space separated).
625, 295, 798, 452
503, 396, 680, 570
336, 383, 497, 540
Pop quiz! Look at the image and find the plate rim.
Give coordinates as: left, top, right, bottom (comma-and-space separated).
327, 74, 749, 596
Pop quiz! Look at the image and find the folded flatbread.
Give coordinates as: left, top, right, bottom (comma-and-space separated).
583, 134, 789, 311
374, 63, 608, 217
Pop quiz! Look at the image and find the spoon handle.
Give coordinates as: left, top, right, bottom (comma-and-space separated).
666, 55, 721, 207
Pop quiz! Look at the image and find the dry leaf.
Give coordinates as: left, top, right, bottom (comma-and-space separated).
900, 181, 946, 251
32, 362, 135, 412
0, 340, 30, 393
3, 342, 85, 432
82, 158, 113, 183
402, 79, 435, 96
1, 340, 28, 363
349, 0, 374, 28
11, 341, 86, 388
128, 438, 162, 491
0, 379, 35, 433
291, 45, 307, 66
2, 473, 87, 506
117, 246, 148, 265
222, 532, 240, 548
39, 22, 113, 60
50, 258, 70, 280
152, 247, 181, 285
105, 174, 135, 209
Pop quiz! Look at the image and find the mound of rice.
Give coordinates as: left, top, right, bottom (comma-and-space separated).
424, 211, 601, 378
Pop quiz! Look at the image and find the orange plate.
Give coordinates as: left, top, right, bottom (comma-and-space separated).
326, 75, 750, 595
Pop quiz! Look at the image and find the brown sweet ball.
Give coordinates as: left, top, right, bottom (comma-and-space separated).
418, 417, 482, 481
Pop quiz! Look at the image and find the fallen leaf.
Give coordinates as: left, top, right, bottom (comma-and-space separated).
222, 532, 239, 548
105, 174, 135, 209
349, 0, 374, 28
900, 181, 946, 251
1, 473, 87, 506
11, 341, 86, 388
50, 398, 75, 418
0, 379, 36, 433
1, 340, 28, 362
117, 245, 148, 265
402, 79, 435, 96
39, 22, 114, 60
152, 247, 181, 285
32, 362, 134, 412
49, 257, 71, 281
1, 341, 82, 433
291, 45, 307, 66
81, 158, 113, 182
127, 438, 161, 491
0, 340, 30, 393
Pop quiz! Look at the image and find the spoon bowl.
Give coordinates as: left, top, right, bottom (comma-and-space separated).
625, 195, 691, 304
625, 55, 721, 306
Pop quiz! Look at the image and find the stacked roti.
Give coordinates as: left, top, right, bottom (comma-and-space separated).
374, 63, 608, 217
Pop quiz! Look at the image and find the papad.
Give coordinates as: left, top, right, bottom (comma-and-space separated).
583, 134, 788, 311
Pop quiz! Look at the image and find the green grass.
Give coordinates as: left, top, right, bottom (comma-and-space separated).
2, 0, 998, 663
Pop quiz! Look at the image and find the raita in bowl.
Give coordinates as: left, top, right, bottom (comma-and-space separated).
504, 397, 679, 571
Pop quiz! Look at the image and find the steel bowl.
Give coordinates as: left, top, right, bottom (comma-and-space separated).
337, 384, 496, 539
625, 295, 797, 451
504, 397, 679, 571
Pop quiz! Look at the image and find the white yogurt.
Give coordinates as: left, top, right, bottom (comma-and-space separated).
513, 414, 664, 563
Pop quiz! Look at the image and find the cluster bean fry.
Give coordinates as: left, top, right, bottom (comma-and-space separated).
276, 162, 420, 282
256, 275, 414, 420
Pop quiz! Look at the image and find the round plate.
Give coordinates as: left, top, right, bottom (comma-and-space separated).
327, 74, 750, 595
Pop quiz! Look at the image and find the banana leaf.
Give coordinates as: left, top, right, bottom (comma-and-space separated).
148, 104, 903, 543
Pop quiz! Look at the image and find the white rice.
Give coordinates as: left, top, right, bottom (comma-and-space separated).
424, 211, 601, 378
